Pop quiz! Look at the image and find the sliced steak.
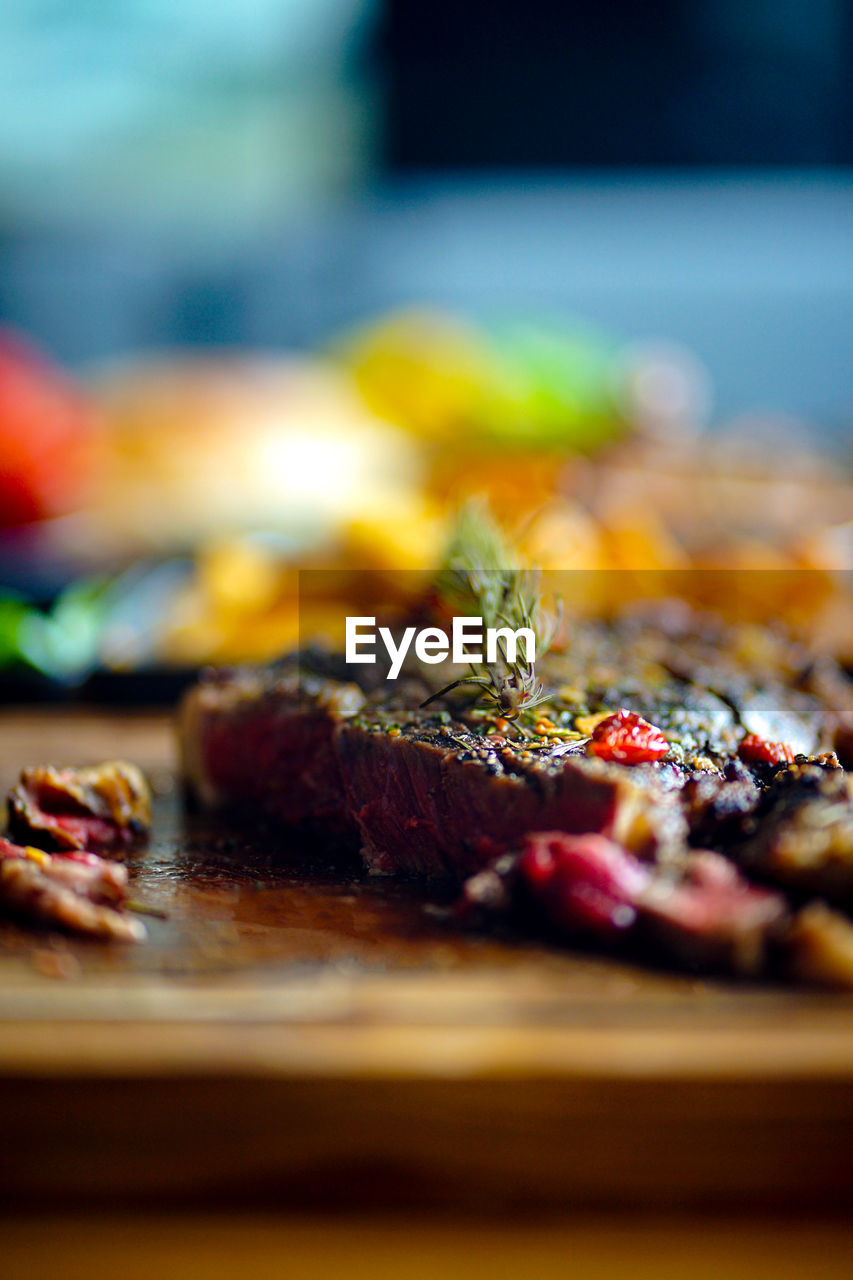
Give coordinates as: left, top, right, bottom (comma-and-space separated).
0, 839, 145, 942
729, 761, 853, 906
180, 667, 687, 877
514, 832, 788, 978
787, 902, 853, 989
335, 711, 685, 877
177, 607, 853, 984
179, 665, 365, 847
7, 761, 151, 853
179, 609, 837, 881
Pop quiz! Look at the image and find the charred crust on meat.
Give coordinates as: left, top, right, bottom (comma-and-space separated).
178, 605, 853, 985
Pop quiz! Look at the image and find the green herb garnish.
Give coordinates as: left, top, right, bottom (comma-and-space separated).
422, 500, 560, 732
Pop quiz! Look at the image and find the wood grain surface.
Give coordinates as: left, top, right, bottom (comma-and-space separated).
1, 708, 853, 1212
3, 1213, 853, 1280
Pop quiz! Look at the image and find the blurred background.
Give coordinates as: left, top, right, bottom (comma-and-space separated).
0, 0, 852, 690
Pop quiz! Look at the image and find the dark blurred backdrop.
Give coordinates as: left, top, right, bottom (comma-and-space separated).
0, 0, 850, 425
384, 0, 853, 167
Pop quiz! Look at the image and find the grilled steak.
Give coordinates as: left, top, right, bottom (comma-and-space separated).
0, 839, 145, 942
729, 762, 853, 906
515, 833, 788, 978
181, 665, 686, 874
180, 608, 837, 864
180, 665, 364, 844
178, 607, 853, 983
7, 761, 151, 853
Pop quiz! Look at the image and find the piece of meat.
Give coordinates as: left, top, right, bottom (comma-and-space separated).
795, 656, 853, 769
540, 602, 834, 766
179, 605, 837, 881
336, 711, 686, 877
637, 848, 788, 977
517, 831, 651, 937
786, 902, 853, 989
179, 666, 364, 845
180, 661, 691, 878
513, 832, 787, 978
727, 761, 853, 906
177, 609, 853, 984
7, 761, 151, 853
681, 761, 762, 847
0, 839, 145, 941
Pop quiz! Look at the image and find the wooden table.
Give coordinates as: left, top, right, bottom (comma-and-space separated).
1, 709, 852, 1272
3, 1212, 853, 1280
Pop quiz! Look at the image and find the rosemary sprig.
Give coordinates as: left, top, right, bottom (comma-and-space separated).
422, 500, 560, 731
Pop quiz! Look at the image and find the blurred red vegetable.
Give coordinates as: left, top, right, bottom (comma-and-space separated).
0, 329, 99, 526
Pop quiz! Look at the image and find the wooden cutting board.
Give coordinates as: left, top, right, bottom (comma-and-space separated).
1, 708, 853, 1212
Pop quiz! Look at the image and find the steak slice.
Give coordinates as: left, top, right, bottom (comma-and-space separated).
0, 839, 145, 942
178, 607, 835, 881
787, 902, 853, 988
7, 761, 151, 853
335, 711, 684, 877
179, 665, 365, 848
515, 832, 788, 978
177, 609, 853, 983
728, 761, 853, 906
180, 664, 686, 877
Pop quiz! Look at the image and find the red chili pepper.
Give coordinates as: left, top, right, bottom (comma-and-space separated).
587, 710, 670, 764
737, 734, 795, 766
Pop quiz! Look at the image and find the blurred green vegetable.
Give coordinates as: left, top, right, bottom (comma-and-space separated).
0, 578, 113, 683
0, 596, 32, 668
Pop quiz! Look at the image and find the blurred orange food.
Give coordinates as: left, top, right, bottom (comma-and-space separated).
88, 353, 425, 556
